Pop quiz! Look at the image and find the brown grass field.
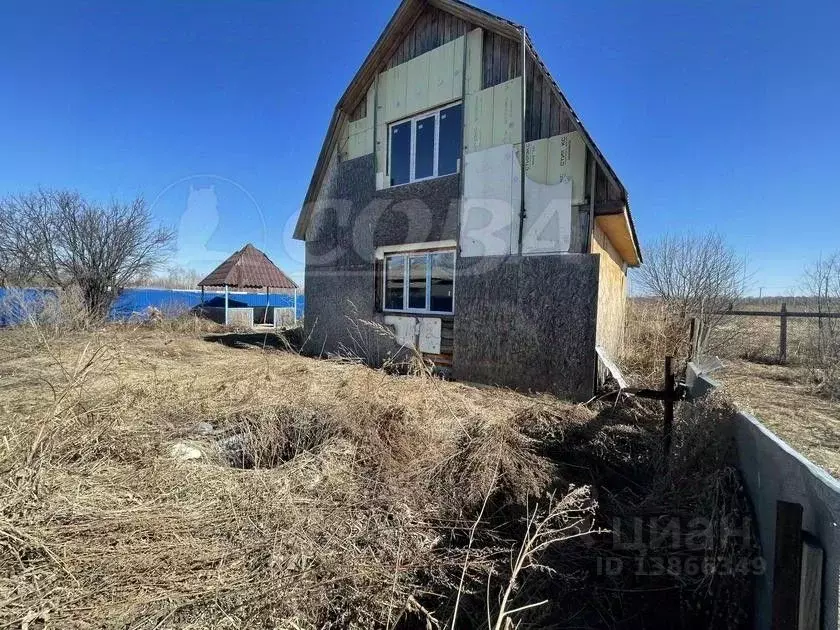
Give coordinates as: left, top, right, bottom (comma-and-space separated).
623, 299, 840, 478
0, 321, 756, 629
714, 359, 840, 476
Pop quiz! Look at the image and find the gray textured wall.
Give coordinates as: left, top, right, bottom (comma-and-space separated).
303, 153, 460, 360
452, 253, 600, 401
687, 366, 840, 630
304, 153, 600, 400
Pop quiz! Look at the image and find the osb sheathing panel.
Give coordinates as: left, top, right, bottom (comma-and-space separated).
452, 253, 599, 401
304, 152, 460, 365
306, 153, 459, 270
596, 212, 639, 266
592, 223, 627, 359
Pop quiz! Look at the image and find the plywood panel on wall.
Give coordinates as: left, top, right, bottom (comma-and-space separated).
593, 222, 627, 359
596, 213, 638, 266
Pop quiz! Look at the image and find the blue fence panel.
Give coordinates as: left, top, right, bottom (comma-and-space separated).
111, 289, 305, 321
0, 287, 305, 326
0, 288, 59, 327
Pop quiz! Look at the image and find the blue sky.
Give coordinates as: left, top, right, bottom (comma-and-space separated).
1, 0, 838, 294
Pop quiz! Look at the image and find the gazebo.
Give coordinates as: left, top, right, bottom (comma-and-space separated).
197, 243, 300, 327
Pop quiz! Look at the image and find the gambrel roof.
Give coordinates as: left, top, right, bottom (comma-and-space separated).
293, 0, 641, 265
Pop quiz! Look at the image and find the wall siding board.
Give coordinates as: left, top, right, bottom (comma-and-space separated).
531, 70, 543, 142
385, 5, 474, 70
540, 81, 552, 139
549, 98, 560, 137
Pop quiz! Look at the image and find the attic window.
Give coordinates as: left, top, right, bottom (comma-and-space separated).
388, 102, 462, 186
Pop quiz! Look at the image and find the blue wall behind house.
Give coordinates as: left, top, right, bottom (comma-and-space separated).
0, 287, 305, 326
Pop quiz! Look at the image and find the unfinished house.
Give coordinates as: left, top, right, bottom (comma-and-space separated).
294, 0, 642, 400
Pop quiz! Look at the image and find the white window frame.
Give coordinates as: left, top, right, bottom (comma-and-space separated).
382, 248, 456, 315
387, 101, 462, 186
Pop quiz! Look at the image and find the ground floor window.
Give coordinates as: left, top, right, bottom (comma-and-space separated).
383, 249, 454, 314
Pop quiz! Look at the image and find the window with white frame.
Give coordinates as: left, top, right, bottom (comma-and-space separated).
383, 249, 455, 314
388, 102, 462, 186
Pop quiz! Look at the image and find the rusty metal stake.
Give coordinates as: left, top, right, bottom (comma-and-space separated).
623, 356, 682, 467
663, 356, 675, 462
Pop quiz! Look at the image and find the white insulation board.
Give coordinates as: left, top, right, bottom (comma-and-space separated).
461, 144, 518, 257
418, 318, 442, 354
461, 144, 572, 257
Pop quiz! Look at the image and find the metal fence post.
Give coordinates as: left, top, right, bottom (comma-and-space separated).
780, 302, 788, 364
663, 356, 674, 461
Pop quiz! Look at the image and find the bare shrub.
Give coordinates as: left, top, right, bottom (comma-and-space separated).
622, 298, 692, 385
0, 189, 175, 320
130, 264, 203, 289
633, 232, 748, 357
804, 253, 840, 398
0, 286, 94, 356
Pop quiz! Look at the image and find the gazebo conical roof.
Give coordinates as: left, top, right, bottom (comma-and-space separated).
197, 243, 299, 289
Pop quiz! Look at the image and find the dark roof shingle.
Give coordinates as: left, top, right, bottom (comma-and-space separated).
197, 244, 299, 289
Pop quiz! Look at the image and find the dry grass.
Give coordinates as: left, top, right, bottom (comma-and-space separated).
622, 298, 840, 477
714, 359, 840, 476
0, 323, 755, 629
620, 299, 692, 386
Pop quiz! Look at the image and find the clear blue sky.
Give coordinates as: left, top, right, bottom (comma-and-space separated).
2, 0, 838, 294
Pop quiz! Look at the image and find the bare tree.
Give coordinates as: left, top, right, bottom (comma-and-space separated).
0, 189, 175, 319
633, 232, 748, 355
804, 253, 840, 397
129, 265, 203, 290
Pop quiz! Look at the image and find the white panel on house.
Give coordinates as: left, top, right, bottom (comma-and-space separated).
521, 177, 573, 255
383, 315, 418, 347
461, 144, 516, 257
418, 318, 442, 354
